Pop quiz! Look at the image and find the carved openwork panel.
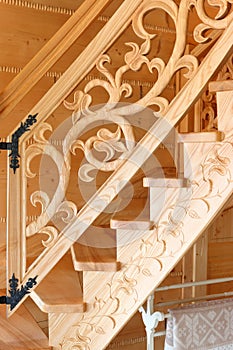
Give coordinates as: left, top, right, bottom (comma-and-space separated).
6, 0, 233, 315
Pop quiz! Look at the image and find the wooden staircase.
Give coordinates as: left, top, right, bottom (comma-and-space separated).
9, 80, 233, 350
2, 1, 233, 349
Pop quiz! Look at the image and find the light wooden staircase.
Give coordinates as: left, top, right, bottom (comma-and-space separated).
2, 1, 233, 349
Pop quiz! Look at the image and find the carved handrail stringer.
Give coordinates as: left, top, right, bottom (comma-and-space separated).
6, 0, 233, 319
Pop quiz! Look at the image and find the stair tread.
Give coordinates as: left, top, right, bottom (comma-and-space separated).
31, 253, 85, 313
178, 131, 224, 142
71, 243, 120, 271
110, 218, 152, 230
209, 79, 233, 92
143, 177, 189, 188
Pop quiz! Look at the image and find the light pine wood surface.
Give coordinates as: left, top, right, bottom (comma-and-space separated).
0, 1, 233, 349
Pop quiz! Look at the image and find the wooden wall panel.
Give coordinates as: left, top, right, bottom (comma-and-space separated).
0, 4, 69, 68
0, 74, 54, 136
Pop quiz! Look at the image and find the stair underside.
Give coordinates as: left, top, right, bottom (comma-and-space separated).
71, 243, 120, 271
31, 253, 85, 313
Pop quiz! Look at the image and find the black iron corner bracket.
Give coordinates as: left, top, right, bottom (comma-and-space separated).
0, 273, 38, 310
0, 113, 38, 173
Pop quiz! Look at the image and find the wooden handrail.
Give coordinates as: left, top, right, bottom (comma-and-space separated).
3, 0, 144, 139
0, 0, 112, 129
10, 19, 233, 316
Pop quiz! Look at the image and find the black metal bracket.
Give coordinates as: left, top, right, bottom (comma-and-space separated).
0, 273, 38, 310
0, 113, 38, 173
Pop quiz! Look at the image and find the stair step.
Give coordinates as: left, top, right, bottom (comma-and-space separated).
71, 243, 120, 271
209, 79, 233, 92
178, 131, 224, 143
143, 177, 190, 188
110, 219, 152, 230
30, 253, 85, 313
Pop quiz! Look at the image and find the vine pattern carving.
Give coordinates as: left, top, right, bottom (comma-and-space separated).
60, 142, 233, 350
15, 0, 233, 346
58, 0, 233, 348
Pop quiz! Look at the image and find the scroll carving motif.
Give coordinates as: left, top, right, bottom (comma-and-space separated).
10, 0, 232, 338
59, 0, 233, 348
61, 139, 233, 350
217, 53, 233, 80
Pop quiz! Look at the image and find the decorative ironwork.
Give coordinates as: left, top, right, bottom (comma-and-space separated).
0, 113, 38, 173
0, 273, 38, 310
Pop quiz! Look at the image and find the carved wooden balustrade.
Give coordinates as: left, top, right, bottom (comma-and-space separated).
4, 0, 233, 348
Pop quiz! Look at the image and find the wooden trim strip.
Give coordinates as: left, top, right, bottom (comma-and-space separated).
0, 0, 112, 123
9, 19, 233, 316
0, 65, 175, 89
209, 79, 233, 92
178, 131, 225, 143
110, 220, 153, 230
143, 178, 189, 188
0, 0, 74, 15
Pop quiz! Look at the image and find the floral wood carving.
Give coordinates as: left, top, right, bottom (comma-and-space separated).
7, 0, 233, 327
60, 139, 233, 350
57, 0, 233, 348
24, 0, 233, 252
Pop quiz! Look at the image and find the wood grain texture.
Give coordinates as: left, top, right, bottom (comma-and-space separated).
8, 19, 233, 318
110, 219, 152, 230
71, 244, 120, 272
3, 0, 143, 138
7, 165, 22, 280
0, 0, 112, 123
2, 2, 233, 349
30, 253, 85, 313
143, 177, 189, 188
72, 126, 233, 350
0, 302, 49, 349
209, 79, 233, 92
178, 131, 224, 143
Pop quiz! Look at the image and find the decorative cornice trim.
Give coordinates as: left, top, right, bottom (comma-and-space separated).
0, 1, 187, 35
0, 0, 74, 15
0, 66, 174, 90
0, 65, 21, 74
